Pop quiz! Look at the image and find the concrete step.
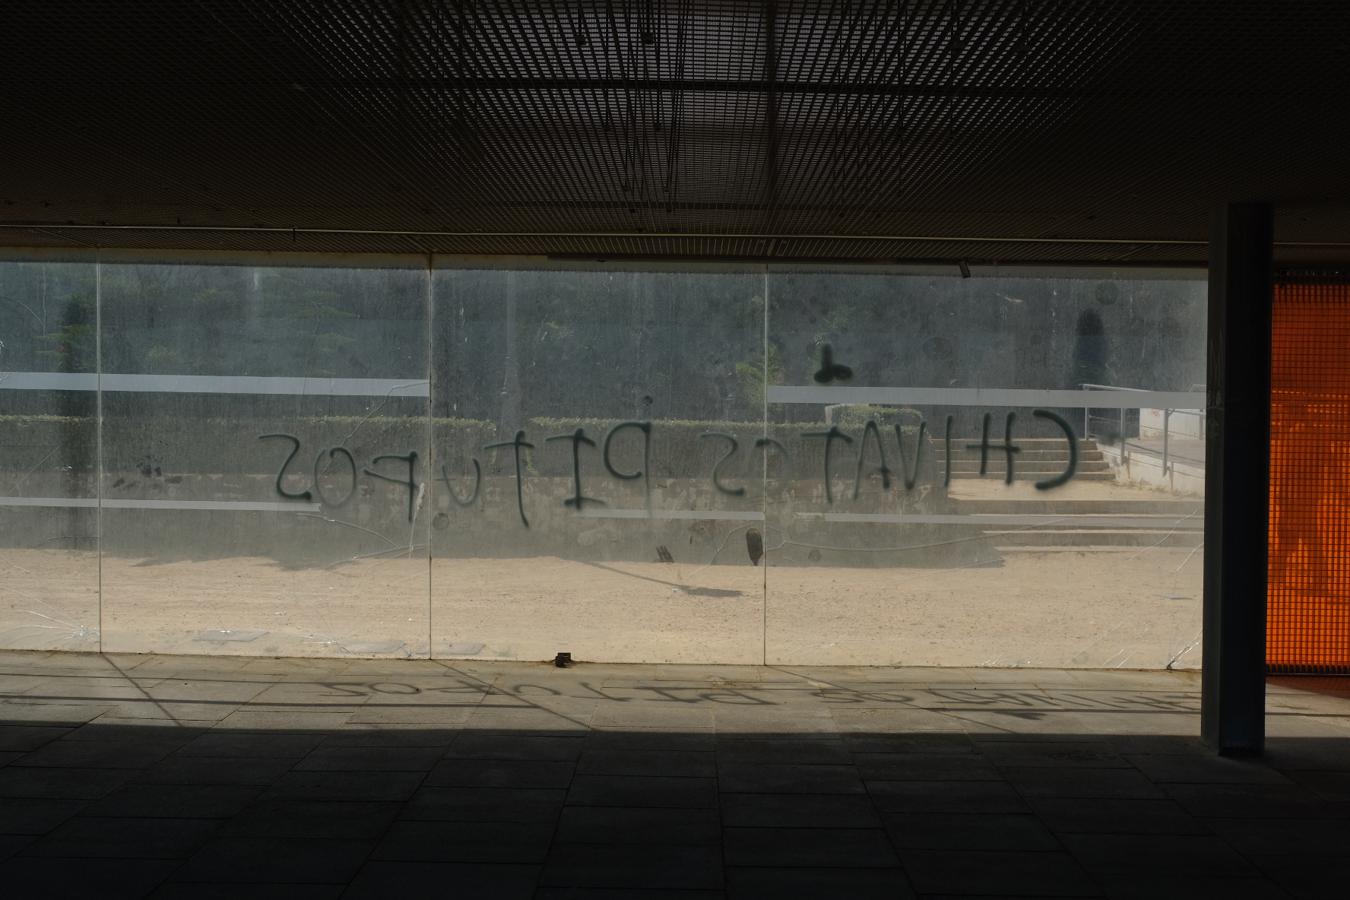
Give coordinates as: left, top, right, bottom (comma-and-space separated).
945, 462, 1111, 474
954, 498, 1203, 515
994, 544, 1198, 554
935, 449, 1104, 462
949, 470, 1116, 481
988, 529, 1203, 548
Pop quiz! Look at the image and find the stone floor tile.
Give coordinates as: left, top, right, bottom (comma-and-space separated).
0, 797, 86, 835
1001, 765, 1166, 799
725, 826, 899, 867
857, 752, 1003, 782
0, 724, 74, 751
345, 705, 475, 726
220, 799, 402, 840
715, 738, 851, 766
975, 738, 1128, 768
20, 815, 219, 859
0, 855, 179, 899
899, 849, 1098, 896
342, 861, 538, 899
14, 737, 177, 769
0, 703, 115, 725
0, 765, 132, 800
1028, 797, 1211, 835
464, 706, 591, 732
135, 755, 296, 786
583, 730, 717, 752
317, 727, 456, 749
591, 703, 715, 729
556, 806, 721, 845
178, 731, 324, 759
1282, 768, 1350, 801
404, 785, 566, 822
243, 683, 370, 707
1059, 832, 1258, 877
148, 882, 346, 899
839, 732, 977, 755
542, 843, 723, 890
265, 769, 424, 802
1246, 851, 1350, 899
1263, 737, 1350, 772
450, 732, 587, 760
1124, 753, 1292, 784
1058, 711, 1198, 738
171, 836, 373, 883
1162, 782, 1338, 819
884, 811, 1061, 851
214, 709, 355, 730
371, 820, 554, 863
714, 710, 838, 735
83, 783, 263, 818
0, 833, 37, 860
830, 707, 977, 733
568, 773, 718, 808
293, 745, 444, 772
60, 720, 209, 744
426, 756, 575, 788
1101, 874, 1297, 900
536, 889, 723, 899
868, 779, 1028, 814
1206, 815, 1350, 854
725, 865, 916, 900
721, 792, 882, 828
717, 762, 864, 794
578, 748, 716, 777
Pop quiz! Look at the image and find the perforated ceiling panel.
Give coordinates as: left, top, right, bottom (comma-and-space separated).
1, 1, 1348, 262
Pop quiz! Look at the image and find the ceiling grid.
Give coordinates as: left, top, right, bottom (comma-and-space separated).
1, 0, 1347, 263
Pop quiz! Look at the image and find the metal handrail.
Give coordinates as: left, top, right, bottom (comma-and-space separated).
1080, 382, 1206, 476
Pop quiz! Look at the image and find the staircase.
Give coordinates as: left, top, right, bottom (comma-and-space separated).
942, 439, 1204, 551
938, 437, 1114, 482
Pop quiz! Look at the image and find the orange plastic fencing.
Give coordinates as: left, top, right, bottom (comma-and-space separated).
1268, 280, 1350, 673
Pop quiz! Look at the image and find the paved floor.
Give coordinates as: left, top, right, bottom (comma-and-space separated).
1, 652, 1348, 899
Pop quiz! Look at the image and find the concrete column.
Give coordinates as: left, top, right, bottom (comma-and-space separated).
1202, 202, 1273, 755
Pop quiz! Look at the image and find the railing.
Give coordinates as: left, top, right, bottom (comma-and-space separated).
1081, 383, 1206, 476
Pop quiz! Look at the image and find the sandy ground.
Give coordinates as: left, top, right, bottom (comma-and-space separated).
0, 547, 1202, 669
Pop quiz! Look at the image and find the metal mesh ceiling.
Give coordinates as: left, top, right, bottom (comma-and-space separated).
2, 1, 1348, 263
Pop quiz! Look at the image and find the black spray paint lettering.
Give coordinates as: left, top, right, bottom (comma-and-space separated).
258, 410, 1079, 520
852, 420, 893, 499
1032, 408, 1077, 490
966, 411, 1021, 485
363, 451, 419, 522
812, 343, 853, 384
802, 425, 853, 504
754, 436, 789, 463
483, 431, 534, 528
258, 433, 312, 501
313, 446, 357, 507
438, 458, 481, 508
700, 431, 745, 497
545, 427, 604, 510
301, 679, 1194, 711
894, 420, 928, 490
603, 420, 652, 506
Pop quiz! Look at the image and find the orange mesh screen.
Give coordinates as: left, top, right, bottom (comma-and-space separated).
1268, 281, 1350, 673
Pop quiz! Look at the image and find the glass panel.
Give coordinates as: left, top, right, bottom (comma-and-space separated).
97, 262, 430, 657
430, 267, 766, 663
0, 259, 100, 650
764, 268, 1207, 668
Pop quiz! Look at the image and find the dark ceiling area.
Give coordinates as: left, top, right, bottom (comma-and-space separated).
2, 0, 1349, 265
